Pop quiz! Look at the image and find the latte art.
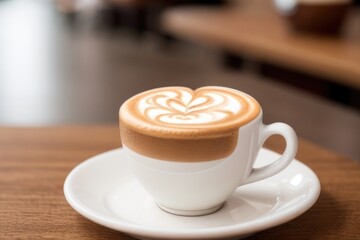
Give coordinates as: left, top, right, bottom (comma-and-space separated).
120, 86, 261, 161
139, 89, 241, 125
120, 86, 261, 140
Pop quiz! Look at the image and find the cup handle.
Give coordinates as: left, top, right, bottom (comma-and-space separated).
244, 123, 298, 184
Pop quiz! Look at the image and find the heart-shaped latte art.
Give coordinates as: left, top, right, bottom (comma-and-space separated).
120, 86, 260, 138
138, 88, 242, 125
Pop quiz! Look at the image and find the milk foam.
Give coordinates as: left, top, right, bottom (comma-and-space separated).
138, 89, 242, 125
120, 86, 260, 139
120, 86, 261, 161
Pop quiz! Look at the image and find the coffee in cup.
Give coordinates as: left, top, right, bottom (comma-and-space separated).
119, 86, 298, 216
274, 0, 351, 34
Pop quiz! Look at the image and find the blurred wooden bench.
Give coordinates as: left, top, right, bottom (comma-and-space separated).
162, 0, 360, 90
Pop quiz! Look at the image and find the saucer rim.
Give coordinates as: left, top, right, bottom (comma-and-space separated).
64, 148, 321, 239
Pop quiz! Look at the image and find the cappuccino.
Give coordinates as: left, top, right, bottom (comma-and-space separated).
119, 86, 297, 216
120, 86, 261, 162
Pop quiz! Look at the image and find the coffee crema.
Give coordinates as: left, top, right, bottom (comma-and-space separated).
120, 86, 261, 162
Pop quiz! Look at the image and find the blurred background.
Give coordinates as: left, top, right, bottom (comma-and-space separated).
0, 0, 359, 160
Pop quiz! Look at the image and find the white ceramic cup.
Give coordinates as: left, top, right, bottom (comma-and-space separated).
122, 111, 298, 216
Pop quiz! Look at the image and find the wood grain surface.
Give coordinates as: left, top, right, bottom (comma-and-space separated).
162, 1, 360, 89
0, 126, 359, 239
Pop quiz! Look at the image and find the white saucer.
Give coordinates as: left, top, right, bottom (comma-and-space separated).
64, 148, 320, 240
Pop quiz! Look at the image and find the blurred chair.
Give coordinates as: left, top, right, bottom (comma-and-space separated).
96, 0, 226, 36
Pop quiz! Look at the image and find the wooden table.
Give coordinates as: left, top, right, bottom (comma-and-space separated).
1, 126, 359, 239
162, 0, 360, 89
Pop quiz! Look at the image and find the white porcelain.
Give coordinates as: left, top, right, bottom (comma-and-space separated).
64, 148, 320, 240
123, 113, 298, 216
